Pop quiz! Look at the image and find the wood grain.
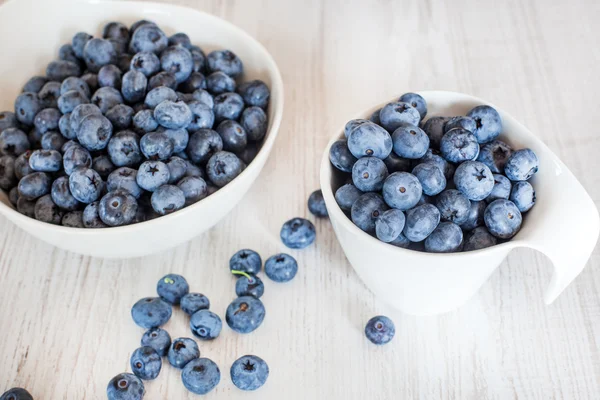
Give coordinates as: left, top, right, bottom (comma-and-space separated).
1, 0, 600, 398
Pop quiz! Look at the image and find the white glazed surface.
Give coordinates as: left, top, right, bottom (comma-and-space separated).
321, 91, 600, 316
0, 0, 284, 258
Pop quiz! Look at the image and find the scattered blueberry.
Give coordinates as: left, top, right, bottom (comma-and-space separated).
308, 189, 328, 218
0, 388, 33, 400
181, 357, 220, 395
190, 310, 222, 340
280, 217, 316, 249
180, 293, 210, 316
131, 297, 172, 329
230, 249, 262, 275
130, 346, 162, 380
168, 337, 200, 369
265, 253, 297, 282
235, 274, 264, 298
106, 373, 145, 400
157, 273, 189, 305
365, 315, 395, 345
226, 296, 266, 333
141, 328, 171, 357
230, 355, 269, 391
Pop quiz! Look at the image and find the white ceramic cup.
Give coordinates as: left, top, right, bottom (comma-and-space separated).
320, 91, 599, 316
0, 0, 284, 258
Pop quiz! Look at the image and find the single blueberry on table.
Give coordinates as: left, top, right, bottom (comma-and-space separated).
0, 155, 16, 190
422, 116, 450, 149
69, 167, 103, 203
226, 296, 266, 333
140, 131, 174, 160
106, 373, 145, 400
151, 184, 185, 215
157, 273, 189, 305
18, 172, 51, 200
484, 199, 522, 239
365, 315, 395, 345
237, 79, 270, 109
177, 176, 208, 205
190, 309, 222, 340
382, 171, 422, 211
412, 162, 446, 196
206, 151, 242, 187
379, 101, 421, 132
137, 161, 170, 192
131, 346, 162, 380
141, 328, 171, 357
180, 293, 211, 316
375, 209, 406, 243
509, 181, 536, 212
352, 156, 388, 192
187, 100, 215, 131
154, 100, 193, 129
14, 151, 33, 180
444, 116, 476, 134
41, 131, 67, 152
168, 337, 200, 369
82, 201, 108, 228
440, 128, 480, 163
280, 217, 316, 249
83, 38, 117, 72
424, 222, 464, 253
463, 226, 498, 251
107, 130, 142, 167
186, 128, 223, 164
467, 105, 502, 143
131, 297, 172, 329
329, 139, 357, 173
347, 121, 393, 159
402, 203, 441, 242
217, 119, 248, 153
15, 92, 43, 126
436, 189, 471, 225
230, 249, 262, 275
51, 176, 79, 211
235, 274, 264, 298
148, 71, 178, 91
23, 76, 49, 93
230, 355, 269, 391
459, 200, 487, 231
206, 71, 235, 94
34, 194, 63, 225
351, 192, 389, 233
99, 190, 138, 226
453, 160, 494, 201
207, 49, 243, 77
91, 87, 124, 114
129, 23, 168, 54
0, 127, 30, 156
477, 139, 512, 173
335, 183, 362, 212
130, 51, 161, 77
265, 253, 298, 282
504, 148, 539, 181
308, 189, 328, 218
98, 64, 123, 89
0, 388, 33, 400
122, 70, 148, 104
133, 109, 159, 133
181, 357, 221, 395
486, 173, 512, 203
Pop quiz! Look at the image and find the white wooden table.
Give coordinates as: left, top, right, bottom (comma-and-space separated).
1, 0, 600, 398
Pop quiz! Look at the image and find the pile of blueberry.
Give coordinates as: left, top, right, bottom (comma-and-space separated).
330, 93, 539, 252
0, 20, 270, 228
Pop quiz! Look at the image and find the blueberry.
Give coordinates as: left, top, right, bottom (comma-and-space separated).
308, 189, 328, 218
141, 328, 172, 357
28, 149, 61, 172
440, 128, 480, 163
383, 151, 411, 173
177, 176, 207, 205
230, 249, 262, 274
509, 181, 535, 212
375, 209, 406, 243
365, 316, 395, 345
213, 92, 244, 123
226, 296, 266, 333
486, 173, 511, 203
436, 189, 471, 224
206, 71, 234, 94
8, 186, 19, 206
58, 90, 89, 115
192, 89, 214, 108
82, 201, 107, 228
160, 45, 193, 83
46, 60, 81, 81
33, 108, 61, 134
140, 131, 174, 160
18, 171, 50, 200
459, 200, 486, 231
121, 70, 148, 104
382, 171, 422, 210
132, 297, 172, 329
69, 167, 103, 203
179, 72, 208, 94
189, 46, 207, 73
181, 358, 220, 395
60, 77, 91, 98
137, 161, 170, 191
98, 64, 123, 89
389, 232, 411, 248
99, 190, 138, 226
77, 114, 113, 151
484, 199, 522, 239
63, 144, 92, 175
15, 92, 43, 126
215, 120, 247, 153
190, 310, 222, 340
129, 24, 168, 54
0, 155, 16, 190
17, 197, 36, 218
235, 274, 264, 298
351, 192, 389, 233
467, 105, 502, 143
207, 49, 243, 77
419, 149, 454, 180
130, 51, 161, 77
412, 162, 446, 196
145, 87, 178, 109
444, 116, 476, 133
236, 142, 260, 165
0, 128, 30, 156
379, 102, 420, 132
166, 156, 187, 183
180, 293, 211, 316
399, 92, 427, 120
477, 139, 512, 173
103, 21, 130, 44
130, 346, 162, 380
453, 160, 494, 201
22, 76, 50, 93
463, 226, 497, 251
41, 131, 66, 151
169, 32, 192, 48
133, 109, 159, 133
424, 222, 463, 253
230, 355, 269, 391
62, 211, 84, 227
370, 108, 381, 125
107, 167, 142, 198
70, 103, 102, 133
108, 130, 142, 167
280, 217, 316, 249
59, 114, 75, 139
91, 87, 124, 114
51, 176, 79, 210
168, 337, 200, 368
38, 82, 61, 109
106, 373, 145, 400
391, 124, 430, 159
106, 104, 134, 130
347, 121, 392, 159
151, 184, 185, 215
148, 71, 178, 91
187, 101, 215, 131
206, 151, 242, 187
329, 139, 357, 173
34, 194, 63, 224
154, 100, 192, 129
334, 183, 362, 211
83, 38, 116, 72
351, 157, 388, 192
156, 273, 189, 305
504, 148, 538, 181
130, 19, 157, 32
28, 127, 43, 148
402, 203, 441, 242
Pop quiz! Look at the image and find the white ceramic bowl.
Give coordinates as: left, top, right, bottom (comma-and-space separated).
0, 0, 284, 258
321, 91, 599, 316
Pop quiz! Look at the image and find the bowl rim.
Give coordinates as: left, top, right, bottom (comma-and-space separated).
320, 90, 532, 258
0, 0, 285, 234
